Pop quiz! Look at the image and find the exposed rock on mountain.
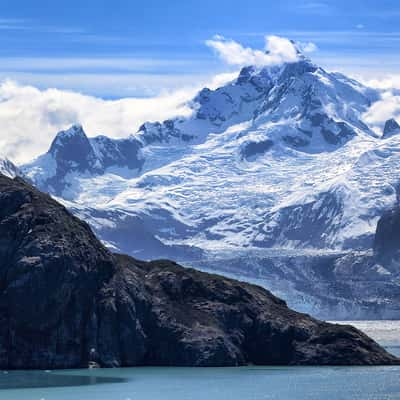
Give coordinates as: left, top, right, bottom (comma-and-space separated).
383, 118, 400, 139
240, 139, 274, 160
374, 206, 400, 265
0, 173, 397, 368
23, 124, 143, 196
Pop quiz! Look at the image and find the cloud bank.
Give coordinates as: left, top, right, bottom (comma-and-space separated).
0, 81, 196, 164
0, 72, 238, 164
361, 76, 400, 133
363, 91, 400, 133
206, 35, 301, 67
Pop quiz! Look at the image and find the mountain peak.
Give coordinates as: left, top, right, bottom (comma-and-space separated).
64, 123, 84, 134
48, 124, 93, 163
136, 52, 368, 152
383, 118, 400, 139
49, 124, 88, 152
22, 124, 144, 196
58, 124, 85, 138
236, 53, 316, 84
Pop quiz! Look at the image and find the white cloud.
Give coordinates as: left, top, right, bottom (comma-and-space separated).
0, 81, 193, 164
362, 75, 400, 91
205, 35, 299, 67
297, 41, 318, 53
0, 72, 237, 164
207, 71, 239, 88
360, 76, 400, 133
363, 91, 400, 133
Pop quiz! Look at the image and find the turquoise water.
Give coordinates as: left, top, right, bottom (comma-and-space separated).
2, 366, 400, 400
1, 321, 399, 400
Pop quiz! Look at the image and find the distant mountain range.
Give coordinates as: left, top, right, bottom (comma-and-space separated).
9, 52, 400, 318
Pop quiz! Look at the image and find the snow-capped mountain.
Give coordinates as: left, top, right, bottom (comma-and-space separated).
137, 57, 378, 151
23, 124, 143, 196
0, 158, 21, 178
20, 53, 400, 317
22, 54, 395, 252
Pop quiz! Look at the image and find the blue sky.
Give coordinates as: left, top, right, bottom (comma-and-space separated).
0, 0, 400, 97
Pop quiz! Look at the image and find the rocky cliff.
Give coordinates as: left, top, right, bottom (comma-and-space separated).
0, 174, 397, 369
374, 206, 400, 265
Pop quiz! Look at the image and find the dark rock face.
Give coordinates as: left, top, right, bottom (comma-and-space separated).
91, 135, 143, 170
49, 125, 144, 174
240, 139, 274, 160
26, 125, 144, 196
374, 207, 400, 264
383, 118, 400, 139
138, 121, 195, 145
49, 124, 97, 172
0, 174, 397, 369
0, 175, 117, 368
135, 258, 398, 366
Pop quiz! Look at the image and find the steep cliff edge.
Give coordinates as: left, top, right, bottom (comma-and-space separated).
0, 174, 397, 368
374, 206, 400, 265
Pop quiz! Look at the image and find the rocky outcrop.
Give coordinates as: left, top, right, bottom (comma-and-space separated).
374, 206, 400, 264
383, 118, 400, 139
0, 174, 397, 369
22, 125, 143, 196
240, 139, 274, 160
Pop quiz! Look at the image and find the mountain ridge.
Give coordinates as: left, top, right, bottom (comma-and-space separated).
23, 124, 144, 196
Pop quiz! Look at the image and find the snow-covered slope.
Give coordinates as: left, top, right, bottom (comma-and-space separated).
0, 158, 20, 178
21, 55, 400, 260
